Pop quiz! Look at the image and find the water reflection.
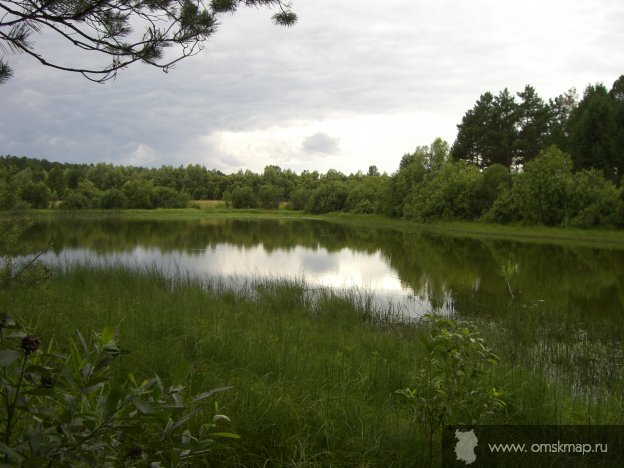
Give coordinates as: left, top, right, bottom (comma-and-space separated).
6, 216, 624, 323
31, 233, 442, 318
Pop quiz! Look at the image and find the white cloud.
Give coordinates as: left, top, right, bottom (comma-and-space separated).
121, 143, 160, 167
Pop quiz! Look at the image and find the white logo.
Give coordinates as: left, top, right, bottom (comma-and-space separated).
455, 429, 478, 465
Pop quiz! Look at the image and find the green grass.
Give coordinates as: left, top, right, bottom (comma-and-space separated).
2, 263, 622, 466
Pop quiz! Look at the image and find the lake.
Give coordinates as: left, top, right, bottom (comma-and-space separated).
4, 214, 624, 393
8, 216, 624, 323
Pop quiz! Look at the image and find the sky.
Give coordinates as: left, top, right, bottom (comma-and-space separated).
1, 0, 623, 175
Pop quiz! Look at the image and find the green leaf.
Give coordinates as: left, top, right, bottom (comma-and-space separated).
105, 385, 126, 417
0, 349, 22, 367
76, 329, 89, 355
132, 398, 153, 414
208, 432, 240, 439
102, 326, 115, 346
173, 361, 192, 387
25, 364, 54, 374
0, 441, 25, 462
191, 386, 233, 404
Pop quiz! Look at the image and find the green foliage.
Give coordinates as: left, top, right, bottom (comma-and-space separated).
451, 77, 624, 177
230, 185, 257, 209
257, 183, 283, 209
452, 90, 520, 168
46, 166, 67, 199
20, 182, 51, 209
396, 315, 505, 461
152, 186, 189, 209
568, 169, 619, 227
514, 85, 552, 166
100, 188, 128, 209
1, 0, 296, 83
476, 163, 511, 214
305, 180, 348, 214
123, 180, 154, 209
286, 187, 309, 211
60, 191, 92, 210
403, 162, 483, 222
384, 146, 430, 217
507, 146, 575, 226
344, 176, 388, 214
0, 169, 26, 211
568, 84, 622, 182
484, 185, 523, 224
0, 319, 236, 466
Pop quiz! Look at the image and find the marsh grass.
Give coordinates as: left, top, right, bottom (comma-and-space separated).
1, 263, 622, 466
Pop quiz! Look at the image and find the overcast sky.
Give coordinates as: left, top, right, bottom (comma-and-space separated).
1, 0, 623, 175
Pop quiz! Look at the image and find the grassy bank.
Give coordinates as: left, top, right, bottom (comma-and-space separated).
5, 206, 624, 249
1, 264, 622, 466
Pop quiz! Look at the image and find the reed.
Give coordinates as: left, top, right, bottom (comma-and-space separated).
1, 263, 621, 466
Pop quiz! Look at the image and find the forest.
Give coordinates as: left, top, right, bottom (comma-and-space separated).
1, 75, 623, 228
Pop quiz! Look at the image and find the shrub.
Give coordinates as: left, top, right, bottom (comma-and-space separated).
152, 186, 189, 209
397, 315, 505, 461
511, 146, 575, 225
100, 188, 128, 209
403, 162, 483, 221
258, 184, 283, 209
20, 182, 51, 209
305, 181, 348, 214
0, 318, 237, 466
287, 187, 309, 211
230, 185, 257, 209
60, 191, 91, 210
477, 164, 511, 215
568, 169, 619, 228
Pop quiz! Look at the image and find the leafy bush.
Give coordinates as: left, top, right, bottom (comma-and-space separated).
20, 182, 51, 209
230, 185, 257, 209
152, 186, 189, 209
403, 162, 483, 221
397, 315, 505, 460
100, 188, 128, 209
484, 186, 523, 224
305, 181, 348, 214
287, 187, 309, 211
476, 164, 511, 215
258, 184, 283, 209
568, 169, 619, 227
60, 191, 92, 210
509, 146, 575, 225
0, 319, 237, 466
122, 180, 154, 209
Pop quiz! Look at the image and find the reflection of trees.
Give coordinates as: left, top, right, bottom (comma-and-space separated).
8, 217, 624, 323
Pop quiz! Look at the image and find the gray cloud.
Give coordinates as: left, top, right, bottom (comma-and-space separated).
301, 132, 340, 155
1, 0, 623, 172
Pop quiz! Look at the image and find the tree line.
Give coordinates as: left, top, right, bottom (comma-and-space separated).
1, 75, 623, 228
0, 155, 389, 213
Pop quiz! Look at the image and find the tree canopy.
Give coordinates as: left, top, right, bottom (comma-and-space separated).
0, 0, 296, 84
451, 76, 624, 182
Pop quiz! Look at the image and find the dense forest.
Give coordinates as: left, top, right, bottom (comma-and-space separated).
1, 75, 623, 228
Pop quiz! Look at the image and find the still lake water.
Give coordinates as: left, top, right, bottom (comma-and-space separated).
10, 216, 624, 324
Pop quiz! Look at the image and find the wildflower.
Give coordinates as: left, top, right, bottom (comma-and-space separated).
21, 335, 40, 354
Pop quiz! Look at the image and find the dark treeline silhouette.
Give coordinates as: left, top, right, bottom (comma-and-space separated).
1, 75, 623, 228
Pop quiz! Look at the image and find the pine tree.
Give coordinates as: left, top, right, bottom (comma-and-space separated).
0, 0, 296, 83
